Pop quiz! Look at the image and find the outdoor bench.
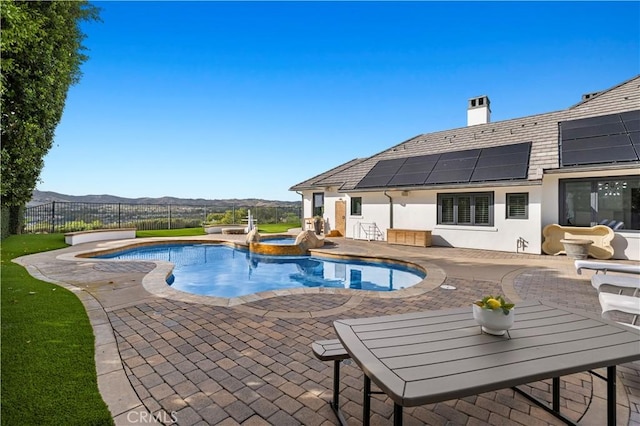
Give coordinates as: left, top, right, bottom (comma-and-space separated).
64, 228, 136, 245
311, 339, 351, 426
386, 228, 432, 247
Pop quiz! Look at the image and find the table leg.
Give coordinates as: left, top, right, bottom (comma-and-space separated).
330, 360, 347, 426
333, 360, 340, 408
607, 366, 616, 426
393, 403, 403, 426
552, 377, 560, 412
363, 375, 371, 426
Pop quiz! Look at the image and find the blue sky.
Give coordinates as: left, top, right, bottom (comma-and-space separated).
38, 1, 639, 202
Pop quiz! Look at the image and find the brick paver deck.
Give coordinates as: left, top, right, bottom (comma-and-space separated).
16, 235, 640, 426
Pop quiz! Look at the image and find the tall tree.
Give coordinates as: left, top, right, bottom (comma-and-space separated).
1, 1, 100, 234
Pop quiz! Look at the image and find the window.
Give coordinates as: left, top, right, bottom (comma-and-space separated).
350, 197, 362, 216
560, 176, 640, 230
312, 192, 324, 217
506, 193, 529, 219
437, 192, 494, 226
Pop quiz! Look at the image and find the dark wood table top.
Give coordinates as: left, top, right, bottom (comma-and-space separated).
334, 300, 640, 407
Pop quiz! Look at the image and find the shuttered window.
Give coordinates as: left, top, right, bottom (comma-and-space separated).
457, 196, 472, 224
440, 196, 455, 223
506, 193, 529, 219
475, 195, 491, 224
438, 192, 494, 226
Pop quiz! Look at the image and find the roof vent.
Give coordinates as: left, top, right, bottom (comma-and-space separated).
467, 95, 491, 126
581, 91, 600, 101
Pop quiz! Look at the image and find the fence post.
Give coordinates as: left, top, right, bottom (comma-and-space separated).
118, 203, 121, 228
51, 201, 56, 233
168, 204, 172, 230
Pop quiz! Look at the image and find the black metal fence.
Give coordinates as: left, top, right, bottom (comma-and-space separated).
24, 202, 302, 233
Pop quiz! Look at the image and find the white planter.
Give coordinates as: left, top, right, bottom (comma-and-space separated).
472, 304, 515, 336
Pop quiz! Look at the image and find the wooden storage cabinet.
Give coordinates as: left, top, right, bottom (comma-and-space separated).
386, 229, 432, 247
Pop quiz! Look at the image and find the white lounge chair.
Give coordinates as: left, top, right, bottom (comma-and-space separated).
592, 274, 640, 296
599, 292, 640, 329
575, 260, 640, 275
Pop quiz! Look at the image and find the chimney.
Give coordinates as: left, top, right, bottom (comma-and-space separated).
467, 95, 491, 126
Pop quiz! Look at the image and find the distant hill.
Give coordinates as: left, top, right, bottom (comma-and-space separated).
29, 190, 300, 207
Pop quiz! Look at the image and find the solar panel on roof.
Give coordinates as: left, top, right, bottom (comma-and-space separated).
426, 169, 475, 184
470, 142, 531, 182
388, 172, 431, 186
387, 154, 440, 186
560, 110, 640, 167
423, 149, 480, 184
563, 134, 630, 151
561, 113, 622, 130
355, 143, 533, 189
471, 164, 529, 182
438, 149, 481, 161
624, 119, 640, 133
620, 110, 640, 122
562, 145, 638, 166
562, 122, 626, 140
355, 158, 406, 189
356, 176, 396, 188
433, 156, 478, 171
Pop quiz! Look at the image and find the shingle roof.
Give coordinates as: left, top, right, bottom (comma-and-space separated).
289, 158, 366, 191
291, 75, 640, 192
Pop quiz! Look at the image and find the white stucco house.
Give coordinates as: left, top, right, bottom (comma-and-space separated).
290, 75, 640, 260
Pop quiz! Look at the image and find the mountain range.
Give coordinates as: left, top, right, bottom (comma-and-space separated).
29, 190, 300, 207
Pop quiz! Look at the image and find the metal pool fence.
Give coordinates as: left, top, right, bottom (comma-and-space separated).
24, 202, 301, 233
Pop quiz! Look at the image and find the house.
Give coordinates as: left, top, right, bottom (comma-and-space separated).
290, 76, 640, 260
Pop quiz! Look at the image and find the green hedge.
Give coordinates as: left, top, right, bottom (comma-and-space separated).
1, 206, 9, 240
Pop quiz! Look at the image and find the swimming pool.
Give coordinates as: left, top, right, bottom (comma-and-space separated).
96, 243, 425, 298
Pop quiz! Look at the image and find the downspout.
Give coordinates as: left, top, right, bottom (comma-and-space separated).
384, 190, 394, 229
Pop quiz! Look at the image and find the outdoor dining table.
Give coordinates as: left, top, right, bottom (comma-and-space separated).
333, 300, 640, 426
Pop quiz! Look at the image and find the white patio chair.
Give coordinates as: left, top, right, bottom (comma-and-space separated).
591, 274, 640, 297
574, 260, 640, 275
599, 292, 640, 329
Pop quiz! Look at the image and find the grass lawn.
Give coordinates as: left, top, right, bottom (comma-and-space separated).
258, 222, 300, 233
1, 234, 113, 425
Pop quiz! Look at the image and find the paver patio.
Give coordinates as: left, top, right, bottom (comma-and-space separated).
15, 235, 640, 425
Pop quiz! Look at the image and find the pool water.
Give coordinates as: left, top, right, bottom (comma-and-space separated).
97, 243, 425, 298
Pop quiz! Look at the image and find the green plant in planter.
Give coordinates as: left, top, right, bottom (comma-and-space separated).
474, 295, 515, 315
312, 216, 323, 234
